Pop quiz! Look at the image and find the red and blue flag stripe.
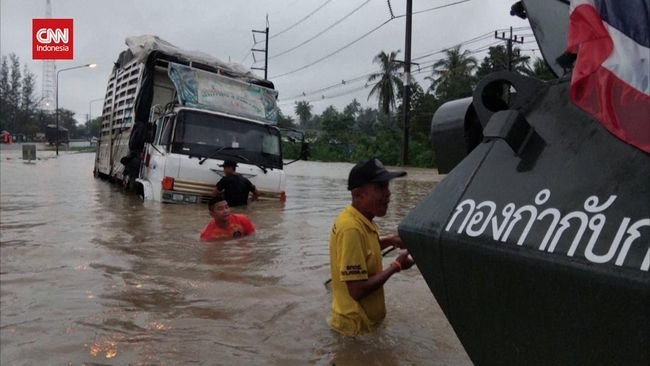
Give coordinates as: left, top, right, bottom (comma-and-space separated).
567, 0, 650, 153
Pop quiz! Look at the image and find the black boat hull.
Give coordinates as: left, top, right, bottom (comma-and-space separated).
399, 75, 650, 364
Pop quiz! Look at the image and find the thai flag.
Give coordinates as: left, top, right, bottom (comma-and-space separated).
566, 0, 650, 153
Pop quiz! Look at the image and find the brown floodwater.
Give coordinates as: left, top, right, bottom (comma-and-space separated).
0, 146, 470, 365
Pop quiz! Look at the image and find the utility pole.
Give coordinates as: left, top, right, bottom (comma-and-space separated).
401, 0, 412, 166
251, 16, 269, 80
495, 26, 524, 71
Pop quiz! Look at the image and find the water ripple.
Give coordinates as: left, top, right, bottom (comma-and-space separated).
0, 152, 469, 365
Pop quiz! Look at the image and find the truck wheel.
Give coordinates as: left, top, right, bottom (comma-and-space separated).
135, 182, 144, 200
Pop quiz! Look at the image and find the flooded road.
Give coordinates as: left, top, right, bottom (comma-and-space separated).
1, 148, 470, 365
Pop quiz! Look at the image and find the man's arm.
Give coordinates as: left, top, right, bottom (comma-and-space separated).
213, 178, 225, 196
240, 215, 256, 234
346, 262, 400, 301
345, 251, 414, 301
249, 181, 259, 201
379, 234, 403, 250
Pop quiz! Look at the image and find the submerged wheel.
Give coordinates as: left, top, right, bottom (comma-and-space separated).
134, 182, 144, 200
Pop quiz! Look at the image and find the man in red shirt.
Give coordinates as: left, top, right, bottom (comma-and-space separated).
200, 194, 255, 241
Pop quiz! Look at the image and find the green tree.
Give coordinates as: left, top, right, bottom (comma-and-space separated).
343, 98, 361, 119
308, 105, 352, 162
524, 57, 556, 81
408, 83, 439, 140
321, 105, 353, 137
356, 107, 379, 136
0, 56, 9, 131
83, 116, 102, 138
20, 65, 37, 111
276, 110, 296, 129
0, 54, 42, 138
428, 46, 477, 102
58, 108, 79, 138
18, 65, 39, 137
294, 100, 313, 127
476, 45, 530, 79
367, 50, 403, 115
4, 54, 22, 133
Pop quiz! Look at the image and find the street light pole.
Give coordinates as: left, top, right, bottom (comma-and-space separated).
88, 97, 104, 122
56, 63, 97, 156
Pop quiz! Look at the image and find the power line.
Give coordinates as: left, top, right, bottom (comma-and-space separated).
469, 40, 505, 54
278, 32, 518, 102
413, 26, 530, 60
239, 46, 254, 64
238, 0, 311, 63
277, 40, 523, 107
270, 0, 333, 40
275, 24, 539, 101
270, 18, 393, 79
269, 0, 373, 60
278, 76, 369, 101
270, 0, 470, 79
278, 84, 370, 106
409, 0, 471, 16
412, 32, 494, 61
238, 28, 265, 64
282, 73, 374, 100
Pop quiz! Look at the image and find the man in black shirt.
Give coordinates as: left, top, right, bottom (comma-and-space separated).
213, 160, 259, 207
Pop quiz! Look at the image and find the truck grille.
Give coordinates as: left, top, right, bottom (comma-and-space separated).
170, 178, 283, 203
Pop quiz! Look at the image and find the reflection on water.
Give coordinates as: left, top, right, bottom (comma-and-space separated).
0, 150, 469, 365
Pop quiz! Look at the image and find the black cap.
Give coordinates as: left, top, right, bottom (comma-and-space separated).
348, 158, 406, 190
219, 159, 238, 167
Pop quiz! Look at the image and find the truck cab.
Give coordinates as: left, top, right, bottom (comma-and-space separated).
140, 107, 286, 203
94, 35, 300, 204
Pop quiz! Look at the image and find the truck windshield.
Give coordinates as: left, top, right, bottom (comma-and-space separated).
171, 110, 282, 169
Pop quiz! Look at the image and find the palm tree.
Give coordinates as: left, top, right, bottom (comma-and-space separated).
476, 45, 530, 79
524, 57, 556, 81
427, 45, 477, 102
294, 100, 313, 127
343, 98, 361, 119
367, 51, 403, 115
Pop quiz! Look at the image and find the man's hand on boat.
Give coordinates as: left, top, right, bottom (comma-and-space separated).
380, 234, 405, 250
394, 251, 416, 272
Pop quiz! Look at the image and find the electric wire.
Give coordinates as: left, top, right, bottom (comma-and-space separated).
270, 18, 393, 79
269, 0, 470, 79
269, 0, 373, 60
277, 39, 532, 107
270, 0, 333, 40
409, 0, 471, 16
278, 32, 528, 102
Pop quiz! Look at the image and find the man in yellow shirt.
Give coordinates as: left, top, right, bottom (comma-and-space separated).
328, 158, 415, 335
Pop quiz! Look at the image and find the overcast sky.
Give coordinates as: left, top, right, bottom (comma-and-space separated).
1, 0, 532, 124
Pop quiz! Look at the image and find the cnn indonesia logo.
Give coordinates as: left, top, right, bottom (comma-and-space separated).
32, 19, 73, 60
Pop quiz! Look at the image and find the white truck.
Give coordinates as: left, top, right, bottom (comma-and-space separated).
94, 35, 304, 203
